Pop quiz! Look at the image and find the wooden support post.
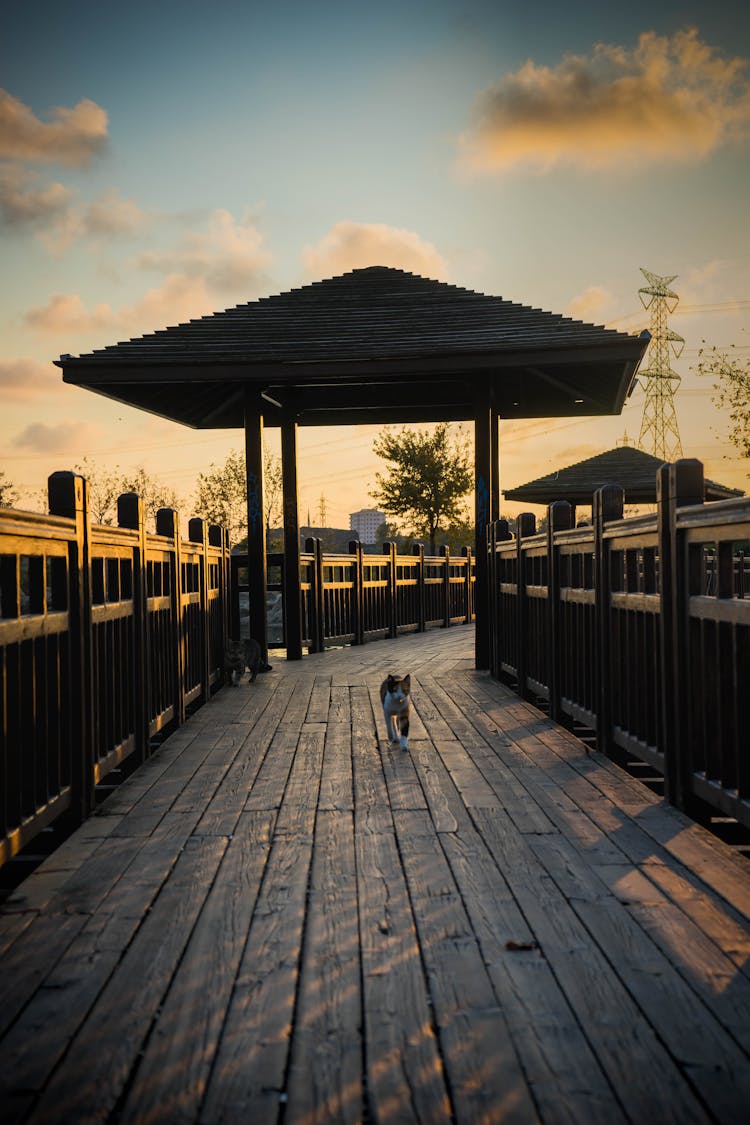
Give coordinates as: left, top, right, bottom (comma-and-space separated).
515, 512, 536, 699
441, 545, 451, 627
189, 517, 211, 702
281, 412, 303, 661
350, 540, 364, 645
386, 541, 398, 638
413, 543, 426, 632
491, 519, 512, 680
244, 391, 268, 661
156, 508, 186, 725
48, 472, 94, 823
461, 545, 472, 625
118, 492, 148, 764
474, 389, 493, 668
592, 486, 623, 755
490, 399, 500, 522
658, 459, 704, 809
547, 500, 572, 724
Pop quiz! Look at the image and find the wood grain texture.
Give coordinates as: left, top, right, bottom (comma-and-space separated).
2, 625, 749, 1125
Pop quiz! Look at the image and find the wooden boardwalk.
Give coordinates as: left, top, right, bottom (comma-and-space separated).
1, 625, 750, 1124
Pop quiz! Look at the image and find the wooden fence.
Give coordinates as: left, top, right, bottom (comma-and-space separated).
488, 458, 750, 827
0, 472, 230, 867
231, 540, 475, 653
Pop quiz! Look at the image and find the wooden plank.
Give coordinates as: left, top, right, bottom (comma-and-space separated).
355, 822, 452, 1123
472, 807, 712, 1124
317, 684, 353, 813
394, 810, 538, 1124
0, 911, 88, 1039
285, 810, 363, 1124
27, 835, 227, 1124
351, 684, 392, 835
119, 811, 275, 1123
200, 829, 316, 1121
532, 835, 750, 1116
196, 677, 296, 834
306, 676, 332, 724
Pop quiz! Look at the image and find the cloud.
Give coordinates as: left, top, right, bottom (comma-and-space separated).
25, 274, 221, 338
0, 162, 74, 229
0, 357, 63, 401
135, 209, 272, 292
13, 419, 103, 454
302, 221, 448, 279
460, 28, 750, 172
565, 286, 613, 323
0, 89, 108, 166
83, 189, 151, 237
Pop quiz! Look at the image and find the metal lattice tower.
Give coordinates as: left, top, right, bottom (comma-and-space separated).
636, 268, 684, 460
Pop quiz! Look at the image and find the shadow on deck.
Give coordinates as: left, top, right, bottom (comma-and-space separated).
1, 624, 749, 1124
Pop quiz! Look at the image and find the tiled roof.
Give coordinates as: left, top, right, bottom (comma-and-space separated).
56, 267, 649, 429
504, 445, 743, 504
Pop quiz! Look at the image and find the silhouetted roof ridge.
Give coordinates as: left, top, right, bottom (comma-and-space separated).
504, 445, 743, 504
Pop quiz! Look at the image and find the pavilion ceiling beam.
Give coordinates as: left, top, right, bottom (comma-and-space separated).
522, 366, 610, 413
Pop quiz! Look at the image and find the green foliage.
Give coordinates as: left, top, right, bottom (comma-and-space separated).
370, 423, 473, 554
695, 345, 750, 461
0, 471, 19, 508
73, 457, 179, 527
194, 447, 282, 546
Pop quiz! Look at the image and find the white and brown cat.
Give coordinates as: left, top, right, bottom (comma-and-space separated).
380, 673, 411, 751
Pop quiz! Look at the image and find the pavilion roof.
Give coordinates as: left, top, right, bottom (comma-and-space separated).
503, 445, 743, 505
56, 266, 649, 428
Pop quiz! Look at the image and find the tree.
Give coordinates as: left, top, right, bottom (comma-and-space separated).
695, 345, 750, 462
194, 447, 282, 546
370, 423, 473, 554
0, 471, 19, 508
72, 457, 179, 527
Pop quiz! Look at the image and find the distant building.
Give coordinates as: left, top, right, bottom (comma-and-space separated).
349, 508, 386, 545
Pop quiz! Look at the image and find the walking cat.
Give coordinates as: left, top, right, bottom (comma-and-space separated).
224, 637, 263, 685
380, 673, 411, 751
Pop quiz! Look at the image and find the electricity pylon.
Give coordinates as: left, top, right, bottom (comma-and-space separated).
636, 268, 684, 461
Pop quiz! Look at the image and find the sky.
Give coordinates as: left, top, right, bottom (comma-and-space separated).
2, 0, 749, 528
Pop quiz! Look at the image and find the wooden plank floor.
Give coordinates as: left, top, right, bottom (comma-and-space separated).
2, 624, 750, 1124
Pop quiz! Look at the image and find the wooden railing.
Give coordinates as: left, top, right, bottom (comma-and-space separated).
0, 472, 230, 867
488, 459, 750, 827
231, 540, 475, 653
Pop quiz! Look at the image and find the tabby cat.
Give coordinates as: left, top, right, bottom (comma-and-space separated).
224, 638, 263, 685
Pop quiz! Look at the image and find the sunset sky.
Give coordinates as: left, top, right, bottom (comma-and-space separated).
2, 0, 749, 527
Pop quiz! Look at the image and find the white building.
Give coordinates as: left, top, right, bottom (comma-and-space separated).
349, 508, 386, 544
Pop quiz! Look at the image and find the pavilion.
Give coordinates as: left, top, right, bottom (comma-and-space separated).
56, 266, 649, 668
504, 444, 743, 523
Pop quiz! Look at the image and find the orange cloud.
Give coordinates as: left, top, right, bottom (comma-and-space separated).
0, 163, 73, 226
0, 89, 108, 166
461, 28, 750, 172
83, 189, 151, 237
13, 419, 104, 454
135, 209, 272, 291
25, 274, 219, 340
565, 286, 613, 323
0, 357, 62, 401
302, 221, 447, 279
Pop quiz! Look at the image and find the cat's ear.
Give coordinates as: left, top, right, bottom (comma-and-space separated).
387, 675, 396, 691
402, 675, 411, 691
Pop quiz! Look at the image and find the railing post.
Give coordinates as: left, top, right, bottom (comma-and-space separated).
516, 513, 536, 699
593, 486, 623, 756
156, 508, 185, 726
413, 543, 425, 632
658, 459, 704, 809
48, 471, 94, 822
311, 537, 325, 652
547, 501, 572, 724
490, 519, 512, 681
304, 537, 319, 653
118, 492, 148, 764
386, 541, 398, 638
350, 539, 364, 645
189, 517, 211, 705
462, 545, 472, 625
441, 544, 451, 627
